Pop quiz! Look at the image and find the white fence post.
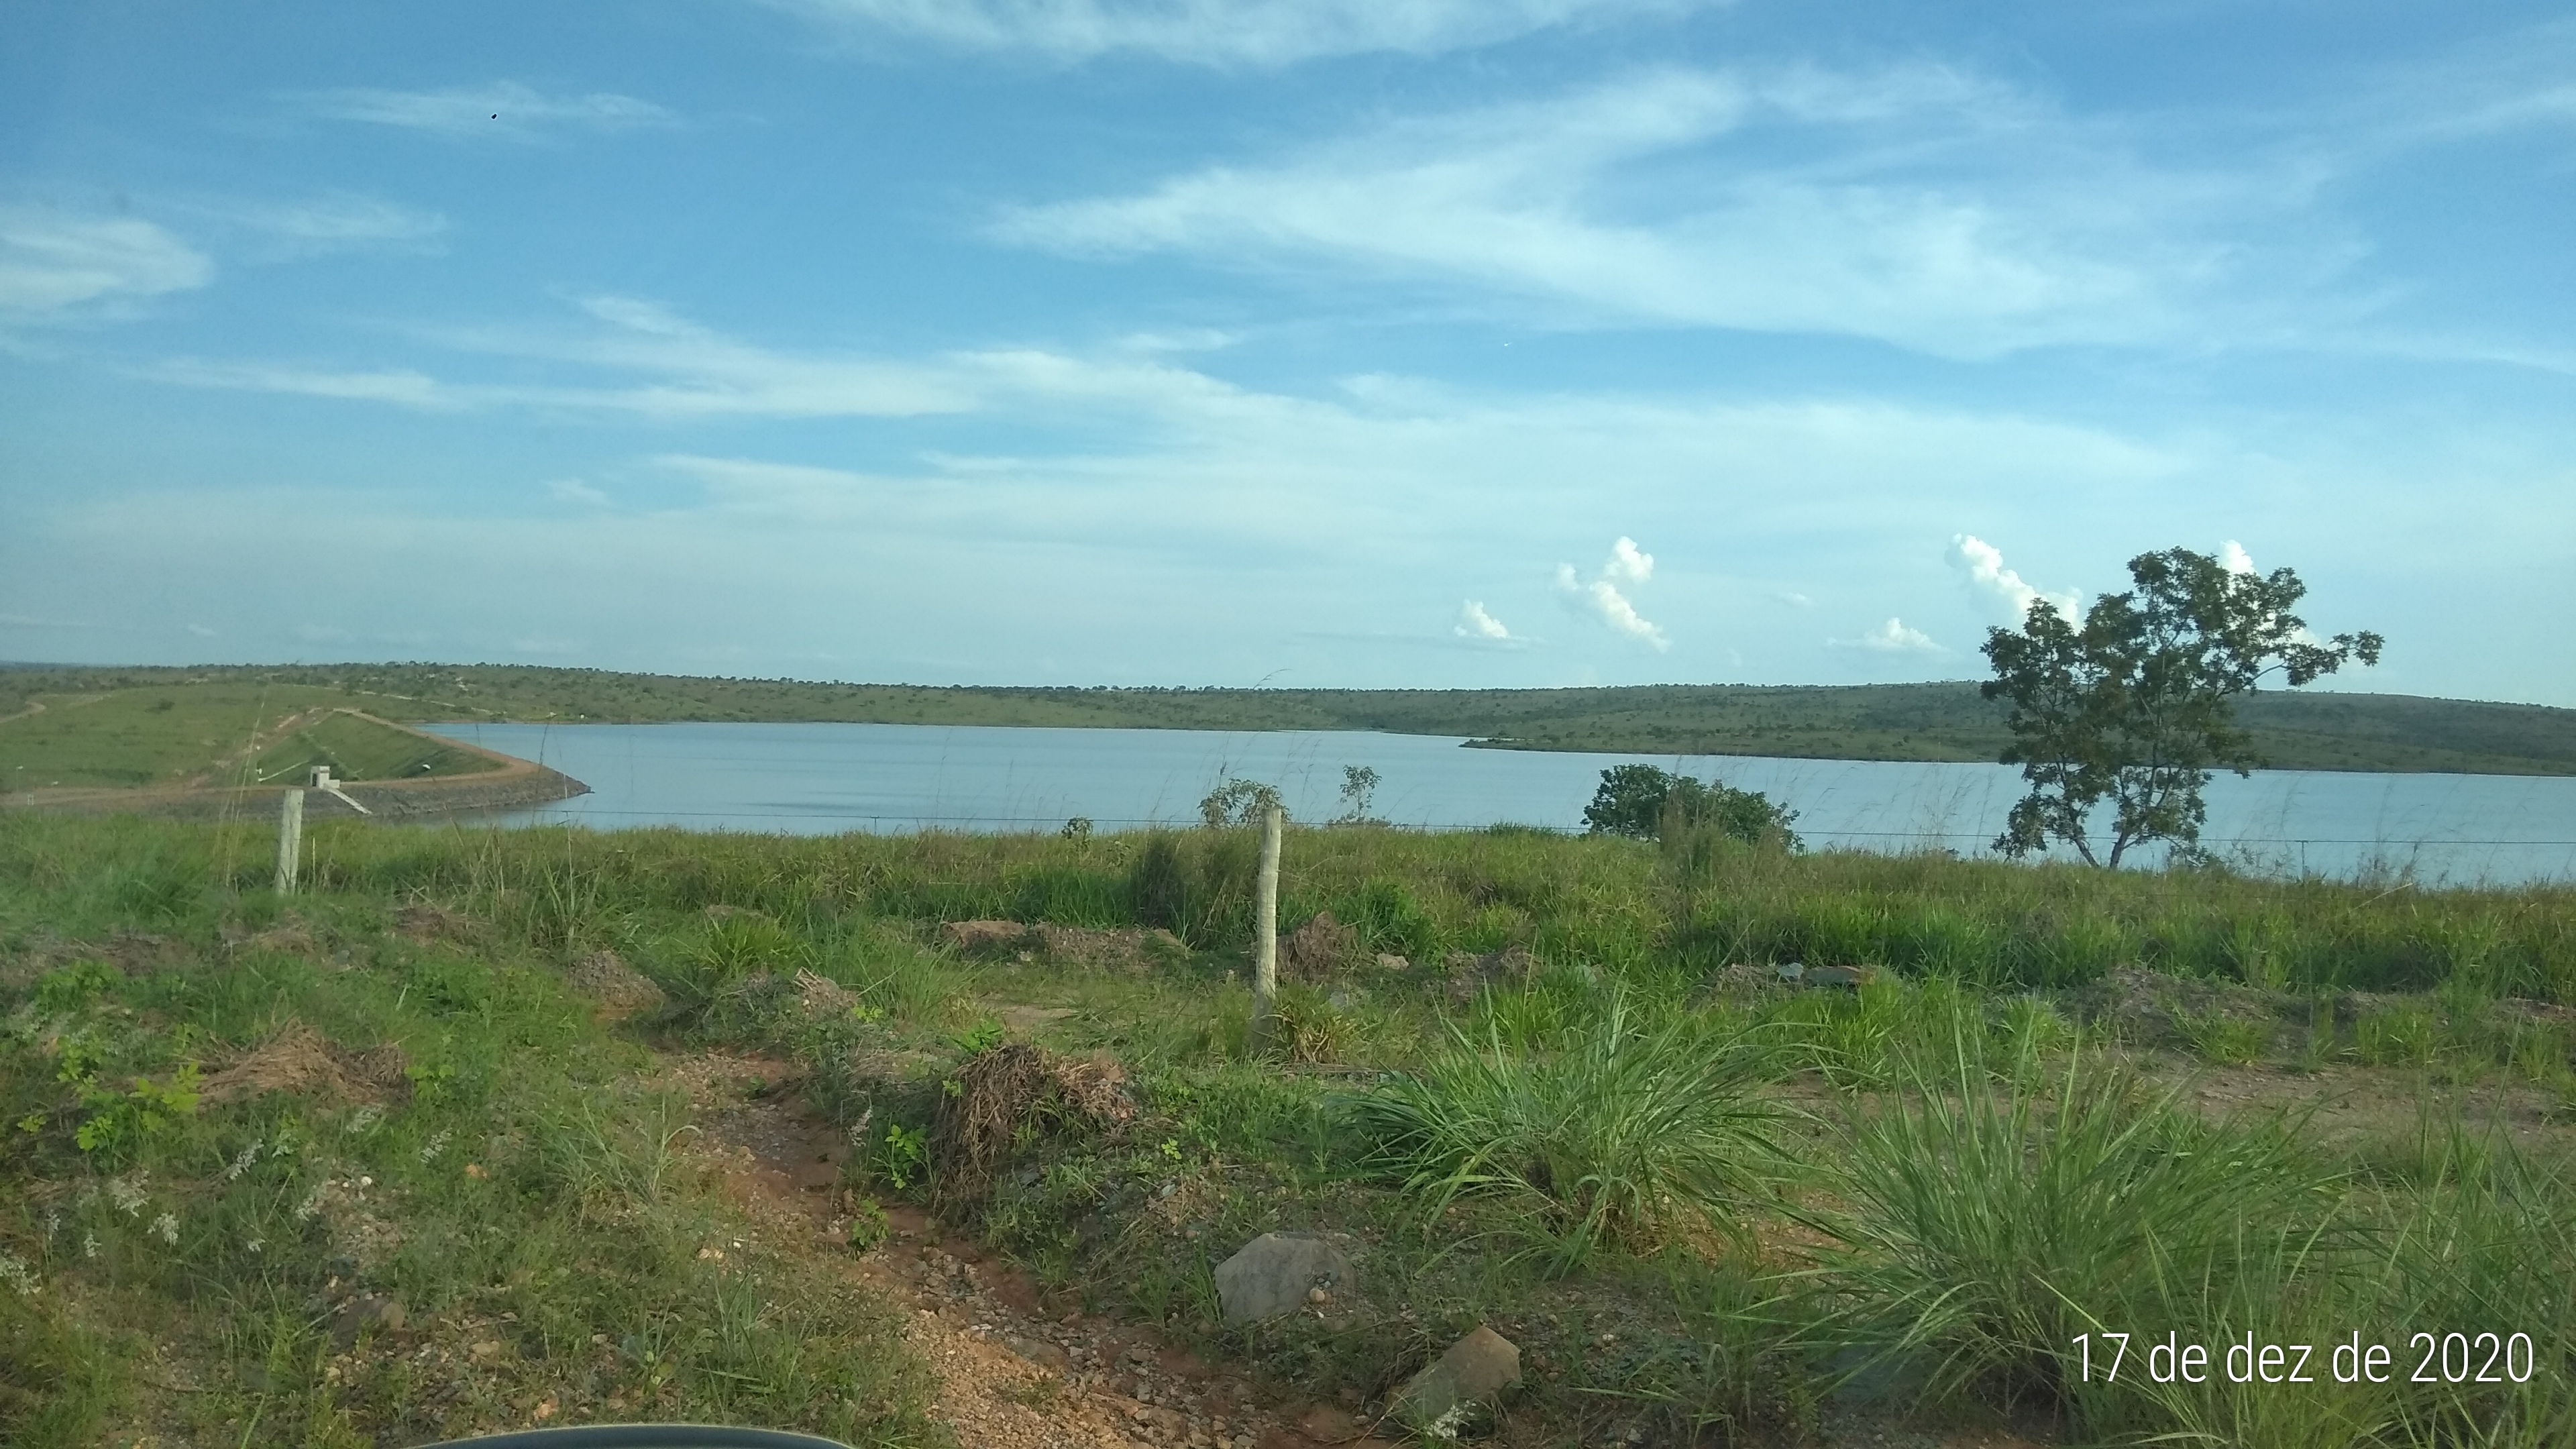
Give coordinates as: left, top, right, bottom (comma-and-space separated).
1252, 802, 1281, 1051
274, 788, 305, 894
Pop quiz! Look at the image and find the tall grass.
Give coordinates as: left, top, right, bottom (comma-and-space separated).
1813, 1033, 2347, 1425
1340, 989, 1790, 1269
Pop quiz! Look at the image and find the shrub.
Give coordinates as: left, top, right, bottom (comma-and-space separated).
1582, 765, 1800, 849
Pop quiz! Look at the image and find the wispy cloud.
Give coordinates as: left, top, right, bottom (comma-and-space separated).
1556, 537, 1668, 650
287, 81, 677, 140
1831, 616, 1941, 653
776, 0, 1712, 67
995, 64, 2320, 356
146, 358, 459, 408
199, 194, 448, 257
0, 206, 212, 317
1947, 533, 2079, 623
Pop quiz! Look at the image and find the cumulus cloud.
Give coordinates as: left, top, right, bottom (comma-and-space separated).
1603, 535, 1653, 585
1831, 616, 1941, 653
1454, 599, 1515, 641
778, 0, 1711, 67
288, 81, 676, 140
1947, 533, 2079, 622
0, 207, 213, 316
1555, 537, 1668, 650
547, 478, 610, 506
2220, 539, 2257, 574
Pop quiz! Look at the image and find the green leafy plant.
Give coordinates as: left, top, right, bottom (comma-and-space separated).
72, 1063, 202, 1156
871, 1122, 929, 1191
1582, 764, 1800, 848
950, 1019, 1006, 1054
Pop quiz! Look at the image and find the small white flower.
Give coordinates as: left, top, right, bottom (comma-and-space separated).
245, 1238, 264, 1254
418, 1128, 453, 1163
225, 1141, 263, 1181
82, 1232, 100, 1260
345, 1106, 383, 1137
152, 1212, 178, 1245
42, 1210, 60, 1241
294, 1186, 327, 1222
0, 1251, 38, 1296
108, 1171, 150, 1216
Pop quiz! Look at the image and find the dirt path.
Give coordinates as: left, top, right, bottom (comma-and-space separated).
660, 1049, 1395, 1449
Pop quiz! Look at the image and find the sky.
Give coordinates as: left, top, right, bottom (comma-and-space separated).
2, 1, 2571, 702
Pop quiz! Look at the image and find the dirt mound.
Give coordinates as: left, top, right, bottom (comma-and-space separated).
200, 1021, 410, 1106
932, 1044, 1134, 1210
1280, 912, 1358, 977
564, 949, 667, 1020
942, 920, 1034, 953
393, 902, 486, 946
1441, 945, 1535, 1003
793, 967, 864, 1018
942, 920, 1187, 975
1037, 924, 1185, 973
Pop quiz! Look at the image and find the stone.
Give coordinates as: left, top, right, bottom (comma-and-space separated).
1212, 1232, 1356, 1324
1391, 1325, 1521, 1439
1375, 953, 1409, 971
328, 1294, 405, 1348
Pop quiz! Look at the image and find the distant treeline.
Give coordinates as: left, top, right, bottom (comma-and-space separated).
7, 661, 2573, 776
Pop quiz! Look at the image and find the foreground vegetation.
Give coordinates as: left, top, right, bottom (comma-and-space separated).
6, 814, 2575, 1446
10, 663, 2574, 777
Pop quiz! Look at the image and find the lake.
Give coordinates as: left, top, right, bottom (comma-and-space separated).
425, 722, 2576, 885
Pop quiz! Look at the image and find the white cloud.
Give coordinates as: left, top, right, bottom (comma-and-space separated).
214, 195, 447, 256
996, 64, 2304, 356
777, 0, 1711, 67
288, 81, 676, 140
547, 478, 610, 506
1603, 535, 1653, 585
0, 207, 213, 316
1832, 616, 1941, 653
1947, 533, 2080, 622
1454, 599, 1515, 641
1773, 590, 1814, 608
147, 358, 458, 408
2220, 539, 2257, 575
1554, 540, 1668, 650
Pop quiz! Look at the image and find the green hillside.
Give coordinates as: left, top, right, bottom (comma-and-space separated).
0, 682, 496, 791
6, 663, 2573, 777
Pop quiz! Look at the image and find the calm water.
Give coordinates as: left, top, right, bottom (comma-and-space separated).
426, 722, 2576, 885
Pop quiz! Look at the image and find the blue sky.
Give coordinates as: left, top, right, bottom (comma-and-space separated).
3, 1, 2571, 702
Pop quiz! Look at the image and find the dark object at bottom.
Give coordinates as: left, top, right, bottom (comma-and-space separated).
414, 1428, 852, 1449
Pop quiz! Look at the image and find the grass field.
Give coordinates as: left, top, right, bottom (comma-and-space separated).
9, 663, 2575, 777
0, 684, 500, 792
7, 813, 2575, 1446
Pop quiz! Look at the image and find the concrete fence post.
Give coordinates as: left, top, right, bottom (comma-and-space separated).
274, 788, 305, 894
1252, 802, 1281, 1052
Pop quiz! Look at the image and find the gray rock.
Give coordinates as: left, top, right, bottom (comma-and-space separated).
1212, 1232, 1356, 1324
329, 1293, 405, 1348
1391, 1325, 1521, 1439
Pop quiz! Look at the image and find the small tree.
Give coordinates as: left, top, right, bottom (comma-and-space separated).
1981, 546, 2381, 867
1582, 764, 1800, 849
1199, 775, 1283, 828
1335, 765, 1382, 824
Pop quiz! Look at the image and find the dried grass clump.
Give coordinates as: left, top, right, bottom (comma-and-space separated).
930, 1042, 1132, 1210
200, 1020, 410, 1106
